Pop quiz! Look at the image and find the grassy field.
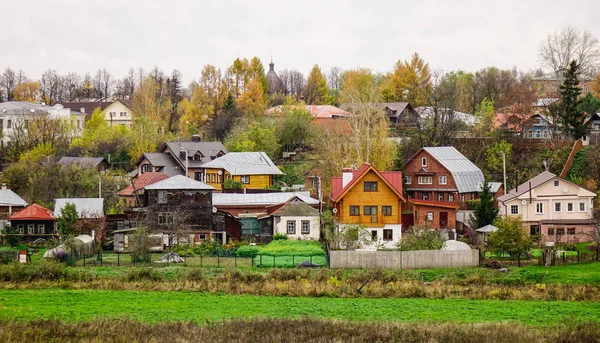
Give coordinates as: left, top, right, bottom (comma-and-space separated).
0, 289, 598, 326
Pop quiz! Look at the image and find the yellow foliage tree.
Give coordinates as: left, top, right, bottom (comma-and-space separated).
390, 52, 432, 106
132, 76, 172, 130
178, 86, 215, 138
12, 82, 40, 102
236, 78, 265, 116
592, 73, 600, 97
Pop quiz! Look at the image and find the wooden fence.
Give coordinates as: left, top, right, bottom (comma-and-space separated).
329, 250, 479, 269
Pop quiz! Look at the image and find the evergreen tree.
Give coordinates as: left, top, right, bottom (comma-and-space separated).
57, 202, 79, 238
552, 60, 587, 139
470, 181, 499, 229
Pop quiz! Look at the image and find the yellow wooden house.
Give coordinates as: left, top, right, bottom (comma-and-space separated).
199, 152, 283, 191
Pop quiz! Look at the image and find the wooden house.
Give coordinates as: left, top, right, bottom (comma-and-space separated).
257, 196, 321, 240
199, 152, 283, 191
8, 204, 56, 241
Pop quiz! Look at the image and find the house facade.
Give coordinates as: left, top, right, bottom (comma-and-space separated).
497, 171, 597, 243
116, 172, 169, 208
7, 204, 56, 242
522, 114, 554, 139
0, 189, 28, 224
199, 152, 283, 191
258, 197, 320, 240
405, 199, 460, 230
532, 72, 593, 98
340, 102, 418, 127
331, 163, 406, 248
57, 99, 133, 127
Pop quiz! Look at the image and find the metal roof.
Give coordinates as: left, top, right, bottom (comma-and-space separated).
58, 157, 108, 168
475, 224, 499, 233
54, 198, 104, 218
141, 153, 181, 177
200, 152, 283, 175
416, 106, 475, 125
144, 175, 215, 191
423, 147, 484, 193
162, 141, 228, 168
0, 189, 28, 207
213, 192, 318, 206
487, 182, 503, 193
496, 171, 556, 202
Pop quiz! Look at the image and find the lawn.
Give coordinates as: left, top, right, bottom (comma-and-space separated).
0, 289, 598, 326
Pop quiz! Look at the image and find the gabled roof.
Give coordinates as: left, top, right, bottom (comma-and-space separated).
54, 198, 104, 218
117, 172, 169, 196
58, 157, 109, 168
0, 189, 28, 207
213, 192, 319, 206
56, 99, 133, 115
136, 153, 181, 177
200, 152, 283, 175
475, 224, 498, 233
415, 107, 475, 125
497, 171, 555, 202
406, 147, 484, 194
257, 196, 320, 219
161, 141, 228, 169
9, 204, 54, 221
266, 105, 351, 119
408, 199, 461, 209
330, 163, 405, 203
144, 175, 215, 191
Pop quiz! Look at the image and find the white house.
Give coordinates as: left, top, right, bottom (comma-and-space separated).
257, 196, 320, 240
497, 171, 597, 243
56, 99, 134, 127
0, 101, 85, 143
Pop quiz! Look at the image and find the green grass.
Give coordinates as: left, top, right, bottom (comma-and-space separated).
253, 255, 327, 267
0, 289, 598, 326
258, 240, 326, 257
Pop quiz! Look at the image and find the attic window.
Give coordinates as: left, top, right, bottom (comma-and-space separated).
192, 154, 201, 161
554, 180, 559, 187
421, 157, 427, 167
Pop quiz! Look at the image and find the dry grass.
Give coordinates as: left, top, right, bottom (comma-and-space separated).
0, 318, 598, 343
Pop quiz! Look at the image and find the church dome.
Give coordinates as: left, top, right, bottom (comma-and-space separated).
266, 60, 284, 95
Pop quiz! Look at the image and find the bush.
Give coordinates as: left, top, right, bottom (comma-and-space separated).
236, 245, 260, 257
223, 179, 243, 190
273, 233, 288, 241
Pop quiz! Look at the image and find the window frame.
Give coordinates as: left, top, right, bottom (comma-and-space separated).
287, 221, 296, 234
556, 227, 565, 235
554, 202, 561, 212
157, 191, 167, 204
403, 176, 412, 185
438, 176, 447, 185
27, 224, 35, 234
567, 228, 576, 235
363, 181, 378, 192
417, 176, 432, 185
349, 206, 360, 216
240, 175, 250, 184
510, 205, 519, 215
535, 202, 543, 214
383, 229, 393, 241
141, 164, 152, 173
17, 224, 24, 234
579, 202, 586, 212
37, 224, 45, 234
437, 193, 444, 201
363, 206, 378, 215
567, 202, 574, 212
301, 221, 310, 234
382, 205, 392, 216
448, 193, 454, 202
426, 212, 434, 221
547, 228, 555, 236
421, 157, 427, 167
554, 180, 559, 187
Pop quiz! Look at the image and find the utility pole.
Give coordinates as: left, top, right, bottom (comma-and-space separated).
501, 151, 507, 195
317, 176, 323, 214
98, 175, 102, 198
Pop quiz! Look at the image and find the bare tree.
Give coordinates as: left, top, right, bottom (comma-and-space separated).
279, 69, 305, 99
93, 68, 114, 100
538, 26, 600, 76
114, 68, 137, 99
326, 66, 343, 90
62, 72, 81, 101
39, 69, 62, 105
1, 68, 17, 101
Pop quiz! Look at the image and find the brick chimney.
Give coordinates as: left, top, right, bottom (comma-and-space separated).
342, 168, 354, 188
191, 134, 201, 142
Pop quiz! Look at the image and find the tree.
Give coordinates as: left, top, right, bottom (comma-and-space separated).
12, 81, 40, 102
57, 202, 79, 239
473, 97, 495, 135
550, 60, 587, 139
484, 140, 513, 180
166, 69, 183, 132
470, 181, 499, 229
277, 105, 315, 152
224, 118, 281, 159
538, 26, 600, 76
132, 74, 172, 131
577, 93, 600, 115
303, 65, 330, 105
488, 216, 532, 266
389, 52, 432, 106
396, 224, 443, 251
249, 57, 268, 95
593, 73, 600, 97
178, 86, 214, 138
236, 78, 265, 116
39, 69, 62, 105
0, 68, 17, 102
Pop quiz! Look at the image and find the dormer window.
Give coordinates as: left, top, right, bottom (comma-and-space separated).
421, 157, 427, 167
193, 154, 201, 161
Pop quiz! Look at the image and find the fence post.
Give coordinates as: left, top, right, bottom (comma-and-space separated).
577, 250, 580, 263
200, 254, 203, 268
100, 252, 103, 267
252, 255, 254, 268
118, 252, 120, 267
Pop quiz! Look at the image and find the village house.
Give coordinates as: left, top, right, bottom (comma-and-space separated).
497, 171, 597, 243
54, 198, 104, 237
7, 204, 56, 242
257, 196, 321, 240
0, 188, 28, 224
58, 156, 110, 173
340, 102, 418, 127
199, 152, 283, 191
330, 163, 406, 248
57, 99, 134, 127
584, 113, 600, 145
213, 192, 319, 240
532, 71, 593, 98
405, 199, 460, 231
116, 172, 169, 208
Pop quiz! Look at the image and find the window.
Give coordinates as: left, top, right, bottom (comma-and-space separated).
403, 176, 412, 185
37, 224, 45, 234
383, 229, 393, 241
109, 111, 116, 118
382, 206, 392, 216
28, 224, 35, 234
583, 84, 589, 93
301, 221, 310, 234
158, 191, 167, 204
536, 203, 543, 214
422, 192, 429, 200
421, 157, 427, 167
567, 203, 574, 212
217, 173, 221, 183
554, 180, 559, 187
158, 213, 174, 224
24, 120, 29, 129
141, 164, 152, 173
364, 181, 378, 192
548, 228, 555, 235
192, 154, 201, 161
426, 212, 434, 221
349, 206, 360, 216
438, 176, 447, 185
448, 193, 454, 202
418, 176, 432, 185
17, 225, 24, 234
194, 172, 203, 181
510, 205, 519, 215
287, 221, 296, 234
119, 111, 127, 117
7, 120, 11, 129
371, 230, 378, 240
554, 202, 561, 212
579, 202, 586, 212
556, 228, 565, 235
567, 228, 576, 235
240, 175, 250, 184
461, 194, 465, 202
438, 193, 444, 201
363, 206, 377, 215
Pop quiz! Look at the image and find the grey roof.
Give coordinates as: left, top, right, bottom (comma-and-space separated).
0, 101, 80, 116
487, 182, 503, 193
497, 171, 556, 202
0, 189, 28, 207
416, 106, 475, 125
340, 102, 413, 118
144, 175, 215, 191
200, 152, 283, 175
423, 147, 484, 193
58, 157, 108, 168
162, 141, 227, 169
54, 198, 104, 218
213, 192, 318, 206
476, 224, 499, 233
141, 153, 181, 177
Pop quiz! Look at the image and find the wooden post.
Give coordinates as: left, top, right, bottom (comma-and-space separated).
118, 253, 120, 267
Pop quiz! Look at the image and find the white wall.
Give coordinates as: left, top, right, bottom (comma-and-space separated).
104, 101, 133, 127
274, 215, 320, 240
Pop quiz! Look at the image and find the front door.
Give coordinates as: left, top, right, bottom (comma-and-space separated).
439, 212, 448, 228
530, 225, 540, 236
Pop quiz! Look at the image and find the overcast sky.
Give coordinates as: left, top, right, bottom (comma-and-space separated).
2, 0, 599, 83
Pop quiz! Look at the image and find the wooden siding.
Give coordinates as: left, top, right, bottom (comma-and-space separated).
336, 170, 403, 227
202, 168, 273, 191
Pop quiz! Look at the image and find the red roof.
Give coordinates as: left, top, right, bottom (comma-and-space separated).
116, 172, 169, 196
408, 199, 461, 209
9, 204, 55, 221
330, 163, 404, 202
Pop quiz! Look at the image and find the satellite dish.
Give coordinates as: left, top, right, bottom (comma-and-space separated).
217, 170, 222, 175
521, 200, 527, 205
212, 206, 217, 213
332, 208, 338, 214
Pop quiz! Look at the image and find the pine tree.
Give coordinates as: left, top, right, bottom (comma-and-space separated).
471, 181, 499, 229
553, 60, 587, 139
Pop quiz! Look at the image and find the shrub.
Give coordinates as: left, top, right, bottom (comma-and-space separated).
236, 245, 260, 257
224, 179, 243, 190
273, 233, 288, 241
125, 268, 163, 282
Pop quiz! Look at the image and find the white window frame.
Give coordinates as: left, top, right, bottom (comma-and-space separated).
535, 202, 543, 214
510, 205, 519, 215
37, 224, 45, 234
403, 176, 411, 185
17, 224, 24, 234
421, 157, 427, 167
554, 180, 559, 187
301, 221, 310, 234
554, 202, 561, 212
448, 194, 454, 202
426, 212, 434, 221
287, 221, 296, 234
437, 193, 444, 201
579, 202, 586, 212
240, 175, 250, 184
418, 176, 432, 185
27, 224, 35, 234
567, 202, 574, 212
438, 176, 447, 185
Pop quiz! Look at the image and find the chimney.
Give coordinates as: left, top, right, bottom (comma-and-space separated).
342, 168, 354, 188
191, 134, 201, 142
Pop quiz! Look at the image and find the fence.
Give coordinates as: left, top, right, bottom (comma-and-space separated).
329, 250, 479, 269
65, 252, 327, 269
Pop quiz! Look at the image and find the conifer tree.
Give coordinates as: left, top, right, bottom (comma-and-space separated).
471, 181, 499, 229
552, 60, 587, 139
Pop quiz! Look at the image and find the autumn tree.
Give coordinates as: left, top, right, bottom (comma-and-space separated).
12, 82, 40, 102
224, 117, 280, 159
199, 64, 226, 111
131, 73, 172, 130
473, 97, 495, 135
538, 26, 600, 76
277, 105, 315, 152
488, 216, 532, 266
70, 108, 131, 160
226, 58, 250, 98
389, 52, 432, 106
178, 86, 214, 138
303, 65, 331, 105
236, 78, 266, 116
